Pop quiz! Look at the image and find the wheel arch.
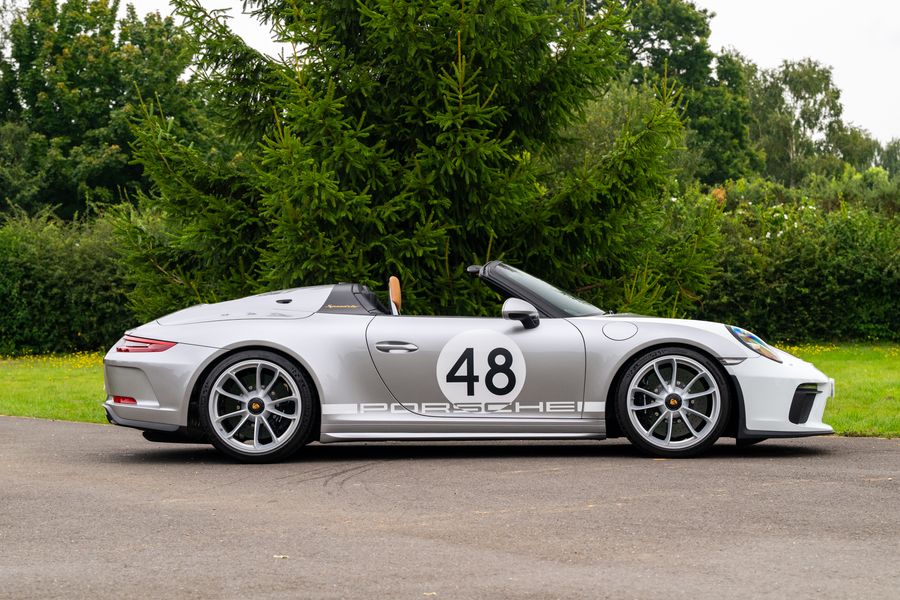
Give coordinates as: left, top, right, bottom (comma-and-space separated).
187, 344, 322, 442
603, 342, 739, 439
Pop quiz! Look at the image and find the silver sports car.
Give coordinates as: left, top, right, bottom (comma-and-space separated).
104, 261, 834, 462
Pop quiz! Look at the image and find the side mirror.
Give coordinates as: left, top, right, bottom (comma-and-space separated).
502, 298, 540, 329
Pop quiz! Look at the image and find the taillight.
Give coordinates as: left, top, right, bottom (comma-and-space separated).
116, 335, 176, 353
112, 396, 137, 404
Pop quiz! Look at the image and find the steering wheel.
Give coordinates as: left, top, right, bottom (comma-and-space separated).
388, 276, 401, 316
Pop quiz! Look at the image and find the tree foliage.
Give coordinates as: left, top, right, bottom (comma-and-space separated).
621, 0, 760, 184
119, 0, 703, 320
739, 56, 882, 186
545, 76, 722, 314
1, 0, 896, 354
0, 0, 198, 217
880, 138, 900, 178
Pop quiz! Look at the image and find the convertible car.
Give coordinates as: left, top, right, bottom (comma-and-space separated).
104, 261, 833, 462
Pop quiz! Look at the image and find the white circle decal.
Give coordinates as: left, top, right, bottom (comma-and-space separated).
435, 330, 526, 412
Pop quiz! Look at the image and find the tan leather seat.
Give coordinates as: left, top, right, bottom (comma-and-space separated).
388, 276, 401, 316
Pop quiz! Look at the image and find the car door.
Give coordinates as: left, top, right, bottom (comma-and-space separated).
365, 315, 585, 418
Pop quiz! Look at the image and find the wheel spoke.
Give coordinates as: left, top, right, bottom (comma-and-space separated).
270, 396, 297, 405
684, 389, 715, 400
668, 358, 678, 387
664, 412, 674, 444
255, 363, 264, 392
260, 415, 278, 441
253, 417, 261, 449
681, 372, 706, 394
262, 372, 279, 396
683, 406, 712, 422
215, 387, 244, 402
634, 387, 663, 400
647, 411, 667, 436
629, 399, 664, 412
216, 409, 245, 423
229, 373, 250, 395
679, 409, 700, 437
267, 406, 298, 420
225, 414, 249, 438
653, 362, 668, 391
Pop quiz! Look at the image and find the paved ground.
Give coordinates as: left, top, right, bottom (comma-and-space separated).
0, 417, 898, 599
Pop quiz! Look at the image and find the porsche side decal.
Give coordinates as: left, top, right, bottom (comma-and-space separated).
322, 401, 585, 415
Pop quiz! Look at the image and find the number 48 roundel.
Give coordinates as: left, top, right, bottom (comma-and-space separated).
435, 330, 526, 410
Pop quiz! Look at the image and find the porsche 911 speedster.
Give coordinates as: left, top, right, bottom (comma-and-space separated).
103, 261, 834, 462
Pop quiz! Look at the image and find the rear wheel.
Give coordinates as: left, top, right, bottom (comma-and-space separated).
616, 347, 730, 458
199, 350, 315, 463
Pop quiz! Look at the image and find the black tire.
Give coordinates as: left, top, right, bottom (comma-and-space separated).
199, 350, 316, 463
615, 346, 731, 458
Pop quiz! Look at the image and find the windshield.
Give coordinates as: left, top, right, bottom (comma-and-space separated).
492, 263, 604, 318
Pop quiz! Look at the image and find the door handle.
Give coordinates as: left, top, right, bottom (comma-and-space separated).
375, 341, 418, 353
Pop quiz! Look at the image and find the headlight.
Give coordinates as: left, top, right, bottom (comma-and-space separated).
726, 325, 782, 363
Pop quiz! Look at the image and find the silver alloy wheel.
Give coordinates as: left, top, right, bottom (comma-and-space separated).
207, 359, 303, 455
625, 354, 721, 450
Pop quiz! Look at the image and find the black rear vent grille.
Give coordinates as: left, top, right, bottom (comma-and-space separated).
789, 384, 821, 424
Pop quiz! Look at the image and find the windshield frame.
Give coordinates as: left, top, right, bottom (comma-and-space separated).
479, 261, 605, 318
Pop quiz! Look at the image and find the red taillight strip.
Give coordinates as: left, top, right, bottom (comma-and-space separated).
116, 335, 176, 353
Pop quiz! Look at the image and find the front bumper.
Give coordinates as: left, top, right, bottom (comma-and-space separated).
103, 339, 220, 432
727, 354, 834, 438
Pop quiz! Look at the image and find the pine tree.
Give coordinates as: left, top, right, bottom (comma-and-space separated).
121, 0, 693, 318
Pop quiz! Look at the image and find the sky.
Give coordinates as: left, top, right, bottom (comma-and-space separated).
129, 1, 900, 144
689, 1, 899, 143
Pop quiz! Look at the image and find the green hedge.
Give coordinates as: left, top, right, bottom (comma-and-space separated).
0, 210, 134, 355
696, 179, 899, 342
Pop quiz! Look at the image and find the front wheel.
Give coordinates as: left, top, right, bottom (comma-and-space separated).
616, 347, 730, 458
199, 350, 316, 463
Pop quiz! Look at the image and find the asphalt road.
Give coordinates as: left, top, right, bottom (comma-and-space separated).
1, 416, 898, 600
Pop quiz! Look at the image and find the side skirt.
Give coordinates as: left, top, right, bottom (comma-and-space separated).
320, 418, 606, 443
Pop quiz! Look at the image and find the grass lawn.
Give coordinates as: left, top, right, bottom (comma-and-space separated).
0, 344, 898, 437
0, 352, 107, 424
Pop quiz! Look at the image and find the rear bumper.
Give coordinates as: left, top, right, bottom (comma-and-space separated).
104, 404, 180, 432
103, 339, 220, 431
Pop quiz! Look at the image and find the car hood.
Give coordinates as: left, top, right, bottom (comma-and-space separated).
596, 314, 735, 335
576, 313, 808, 364
572, 314, 759, 360
155, 285, 334, 326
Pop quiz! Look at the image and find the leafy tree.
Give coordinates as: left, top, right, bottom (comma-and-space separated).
120, 0, 699, 319
818, 122, 881, 175
622, 0, 714, 88
620, 1, 760, 183
546, 76, 722, 314
746, 58, 844, 186
686, 50, 761, 183
880, 138, 900, 178
0, 0, 197, 217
